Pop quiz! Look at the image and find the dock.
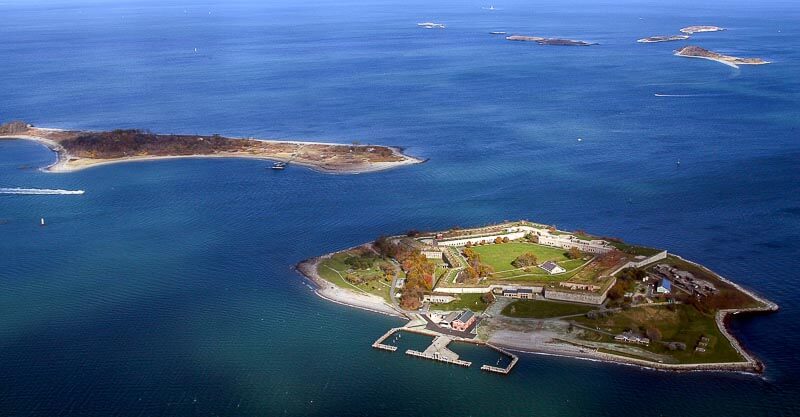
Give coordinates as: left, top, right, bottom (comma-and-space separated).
480, 343, 519, 375
372, 327, 401, 352
370, 326, 518, 373
406, 336, 472, 367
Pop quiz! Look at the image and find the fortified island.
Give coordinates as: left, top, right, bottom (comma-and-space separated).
505, 35, 596, 46
297, 221, 777, 374
0, 121, 422, 174
674, 46, 770, 69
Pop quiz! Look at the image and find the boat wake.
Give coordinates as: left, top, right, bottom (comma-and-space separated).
0, 187, 85, 195
654, 93, 715, 97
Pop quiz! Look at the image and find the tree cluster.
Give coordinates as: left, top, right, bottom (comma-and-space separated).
461, 248, 494, 284
511, 252, 538, 268
59, 130, 251, 159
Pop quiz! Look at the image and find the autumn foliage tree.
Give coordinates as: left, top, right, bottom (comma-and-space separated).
511, 252, 538, 268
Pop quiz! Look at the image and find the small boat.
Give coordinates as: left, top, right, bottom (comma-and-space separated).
40, 217, 45, 226
489, 31, 507, 35
271, 161, 287, 170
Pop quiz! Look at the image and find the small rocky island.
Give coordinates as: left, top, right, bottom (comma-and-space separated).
505, 35, 596, 46
0, 121, 422, 174
675, 46, 770, 68
298, 221, 777, 373
637, 35, 690, 43
680, 25, 725, 34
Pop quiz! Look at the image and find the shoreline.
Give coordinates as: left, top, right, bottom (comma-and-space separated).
295, 256, 405, 318
297, 236, 777, 374
0, 132, 425, 175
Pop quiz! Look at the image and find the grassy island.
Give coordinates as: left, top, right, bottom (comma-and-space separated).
0, 120, 423, 174
675, 46, 770, 69
505, 35, 596, 46
297, 220, 777, 373
637, 35, 690, 43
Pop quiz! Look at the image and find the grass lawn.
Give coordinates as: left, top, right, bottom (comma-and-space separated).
574, 304, 743, 364
317, 253, 392, 303
430, 293, 490, 312
470, 242, 569, 272
502, 300, 595, 318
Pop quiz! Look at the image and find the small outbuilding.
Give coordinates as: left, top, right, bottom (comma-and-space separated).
539, 261, 566, 275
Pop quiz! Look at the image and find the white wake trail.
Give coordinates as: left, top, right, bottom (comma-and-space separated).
0, 187, 85, 195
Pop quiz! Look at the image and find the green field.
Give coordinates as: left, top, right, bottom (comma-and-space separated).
317, 253, 392, 302
502, 300, 595, 318
469, 242, 570, 272
574, 304, 743, 364
430, 293, 490, 312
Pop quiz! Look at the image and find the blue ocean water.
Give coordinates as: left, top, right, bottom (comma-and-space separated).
1, 0, 799, 415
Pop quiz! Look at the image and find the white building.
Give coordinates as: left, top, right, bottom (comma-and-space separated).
539, 261, 566, 274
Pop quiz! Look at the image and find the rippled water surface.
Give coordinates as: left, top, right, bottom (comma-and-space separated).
1, 0, 799, 415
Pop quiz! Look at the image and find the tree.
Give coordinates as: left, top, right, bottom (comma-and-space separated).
511, 252, 538, 268
607, 282, 626, 300
567, 247, 582, 260
502, 237, 510, 243
646, 327, 662, 342
481, 292, 495, 304
494, 237, 503, 244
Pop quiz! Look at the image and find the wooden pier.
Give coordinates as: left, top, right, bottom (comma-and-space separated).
372, 327, 401, 352
480, 343, 519, 374
405, 350, 472, 367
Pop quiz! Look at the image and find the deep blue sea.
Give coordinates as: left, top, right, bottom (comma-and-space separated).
1, 0, 799, 415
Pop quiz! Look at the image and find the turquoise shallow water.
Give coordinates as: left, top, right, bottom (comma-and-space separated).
1, 0, 800, 415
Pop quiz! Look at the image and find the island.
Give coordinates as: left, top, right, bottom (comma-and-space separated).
637, 35, 690, 43
297, 221, 777, 374
417, 22, 445, 29
0, 121, 423, 174
674, 46, 770, 68
680, 25, 725, 34
505, 35, 597, 46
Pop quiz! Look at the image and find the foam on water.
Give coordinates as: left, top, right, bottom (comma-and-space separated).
0, 187, 85, 195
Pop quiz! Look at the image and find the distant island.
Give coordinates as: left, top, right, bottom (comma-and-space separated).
637, 35, 690, 43
417, 22, 445, 29
0, 121, 423, 174
680, 25, 725, 34
675, 46, 770, 69
297, 221, 777, 373
505, 35, 596, 46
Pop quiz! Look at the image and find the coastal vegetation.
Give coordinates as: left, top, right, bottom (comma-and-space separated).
575, 304, 742, 364
0, 121, 421, 174
317, 250, 393, 302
